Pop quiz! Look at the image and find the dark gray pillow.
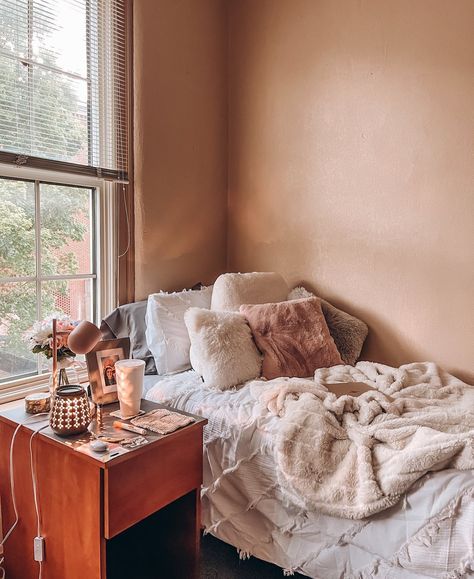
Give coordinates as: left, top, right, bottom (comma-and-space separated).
319, 299, 368, 366
288, 287, 368, 366
101, 301, 156, 375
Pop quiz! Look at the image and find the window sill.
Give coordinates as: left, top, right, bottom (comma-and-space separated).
0, 369, 89, 404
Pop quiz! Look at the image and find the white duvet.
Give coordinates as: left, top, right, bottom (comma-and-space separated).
145, 363, 474, 578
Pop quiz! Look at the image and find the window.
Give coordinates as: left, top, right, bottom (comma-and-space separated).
0, 0, 128, 176
0, 0, 130, 393
0, 176, 98, 382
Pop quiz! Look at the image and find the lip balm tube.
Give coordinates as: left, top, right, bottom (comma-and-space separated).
113, 420, 147, 436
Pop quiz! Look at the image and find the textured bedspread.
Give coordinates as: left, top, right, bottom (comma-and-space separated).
146, 363, 474, 578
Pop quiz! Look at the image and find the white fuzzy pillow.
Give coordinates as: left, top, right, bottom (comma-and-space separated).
211, 272, 289, 311
145, 286, 213, 374
184, 307, 262, 390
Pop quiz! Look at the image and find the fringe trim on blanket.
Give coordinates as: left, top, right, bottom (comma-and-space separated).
357, 558, 381, 579
445, 556, 474, 579
337, 521, 370, 546
388, 487, 474, 575
201, 450, 259, 495
281, 522, 371, 575
406, 487, 472, 549
203, 481, 278, 536
279, 512, 308, 535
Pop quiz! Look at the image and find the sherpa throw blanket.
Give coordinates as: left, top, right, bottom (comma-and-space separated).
256, 361, 474, 519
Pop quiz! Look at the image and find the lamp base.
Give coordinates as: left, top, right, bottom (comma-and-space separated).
49, 385, 92, 437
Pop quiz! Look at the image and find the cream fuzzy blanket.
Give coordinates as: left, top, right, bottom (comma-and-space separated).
255, 361, 474, 519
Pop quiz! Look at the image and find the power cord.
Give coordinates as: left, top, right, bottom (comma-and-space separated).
29, 424, 49, 579
0, 413, 49, 579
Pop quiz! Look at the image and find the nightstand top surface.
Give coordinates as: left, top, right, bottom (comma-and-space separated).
0, 398, 207, 469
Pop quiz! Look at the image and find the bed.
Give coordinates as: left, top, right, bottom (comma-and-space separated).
143, 369, 474, 579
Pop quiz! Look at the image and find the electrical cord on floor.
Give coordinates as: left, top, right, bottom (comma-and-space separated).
0, 413, 49, 579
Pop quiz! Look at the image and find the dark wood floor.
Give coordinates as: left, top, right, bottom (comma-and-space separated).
200, 534, 307, 578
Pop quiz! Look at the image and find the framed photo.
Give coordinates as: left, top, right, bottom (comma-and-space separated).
86, 338, 130, 405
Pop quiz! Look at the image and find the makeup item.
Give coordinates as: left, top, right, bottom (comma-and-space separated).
114, 359, 145, 418
97, 435, 128, 443
113, 420, 147, 436
121, 436, 148, 449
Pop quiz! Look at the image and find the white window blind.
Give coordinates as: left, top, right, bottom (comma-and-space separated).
0, 0, 128, 181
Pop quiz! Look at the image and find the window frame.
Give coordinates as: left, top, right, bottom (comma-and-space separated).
0, 162, 117, 401
0, 0, 133, 402
0, 0, 129, 182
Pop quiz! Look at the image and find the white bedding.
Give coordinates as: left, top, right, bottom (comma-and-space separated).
145, 367, 474, 578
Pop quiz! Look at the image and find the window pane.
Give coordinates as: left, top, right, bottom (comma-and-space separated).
32, 0, 87, 77
0, 178, 36, 278
0, 281, 37, 381
40, 184, 93, 276
41, 278, 93, 322
32, 66, 88, 163
0, 55, 30, 153
0, 0, 128, 175
39, 278, 92, 373
0, 0, 29, 59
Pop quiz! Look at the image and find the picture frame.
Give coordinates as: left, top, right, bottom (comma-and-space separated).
85, 338, 131, 405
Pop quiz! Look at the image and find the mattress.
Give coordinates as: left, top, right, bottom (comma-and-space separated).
145, 370, 474, 578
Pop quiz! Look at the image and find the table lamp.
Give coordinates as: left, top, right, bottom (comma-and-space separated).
49, 319, 102, 437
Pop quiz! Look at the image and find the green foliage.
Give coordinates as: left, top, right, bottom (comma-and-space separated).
0, 4, 92, 378
0, 3, 97, 382
0, 3, 87, 160
31, 343, 75, 360
0, 181, 90, 373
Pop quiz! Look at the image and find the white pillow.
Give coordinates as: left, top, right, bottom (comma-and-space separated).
184, 307, 262, 390
145, 286, 213, 374
211, 272, 289, 311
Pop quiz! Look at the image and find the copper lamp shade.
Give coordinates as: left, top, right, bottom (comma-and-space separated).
67, 320, 102, 355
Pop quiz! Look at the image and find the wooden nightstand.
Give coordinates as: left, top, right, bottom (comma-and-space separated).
0, 399, 207, 579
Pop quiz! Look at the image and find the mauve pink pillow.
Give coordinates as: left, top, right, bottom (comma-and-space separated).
240, 297, 343, 379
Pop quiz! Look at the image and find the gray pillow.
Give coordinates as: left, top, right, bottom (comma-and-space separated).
101, 301, 156, 375
288, 287, 368, 366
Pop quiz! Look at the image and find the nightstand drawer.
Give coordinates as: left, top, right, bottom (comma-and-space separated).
104, 425, 203, 538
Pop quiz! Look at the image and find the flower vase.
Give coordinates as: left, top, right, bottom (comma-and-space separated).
48, 358, 80, 395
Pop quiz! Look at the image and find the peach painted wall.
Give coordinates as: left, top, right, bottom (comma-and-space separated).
227, 0, 474, 382
133, 0, 227, 297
